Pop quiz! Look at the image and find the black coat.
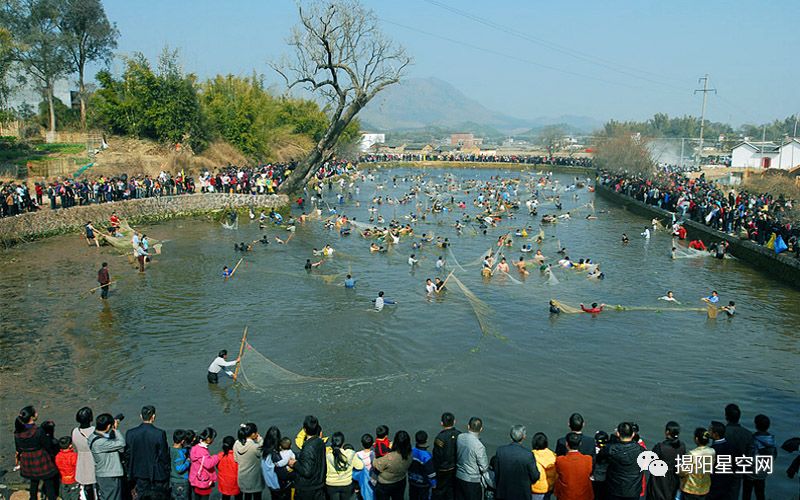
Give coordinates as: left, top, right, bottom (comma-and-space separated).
493, 442, 539, 500
602, 441, 643, 498
646, 438, 686, 500
125, 423, 170, 481
294, 436, 326, 491
555, 433, 596, 458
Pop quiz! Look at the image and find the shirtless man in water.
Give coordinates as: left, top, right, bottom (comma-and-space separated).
514, 257, 530, 276
496, 257, 510, 274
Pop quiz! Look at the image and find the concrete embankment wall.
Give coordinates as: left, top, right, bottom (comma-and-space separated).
595, 184, 800, 289
363, 161, 595, 175
0, 193, 289, 247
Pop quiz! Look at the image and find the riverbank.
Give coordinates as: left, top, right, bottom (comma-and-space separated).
0, 193, 289, 247
361, 161, 595, 174
595, 183, 800, 289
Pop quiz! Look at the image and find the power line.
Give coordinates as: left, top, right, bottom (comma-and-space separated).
423, 0, 691, 92
381, 18, 686, 96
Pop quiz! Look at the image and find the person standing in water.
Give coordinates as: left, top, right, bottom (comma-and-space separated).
97, 262, 111, 299
206, 350, 240, 384
344, 274, 356, 288
374, 291, 396, 311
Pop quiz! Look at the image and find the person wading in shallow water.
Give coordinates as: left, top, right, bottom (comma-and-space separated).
206, 350, 240, 384
97, 263, 111, 299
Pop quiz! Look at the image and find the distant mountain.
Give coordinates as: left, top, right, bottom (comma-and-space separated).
358, 77, 601, 135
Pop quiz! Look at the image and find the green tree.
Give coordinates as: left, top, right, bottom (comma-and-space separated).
89, 50, 208, 151
1, 0, 72, 134
58, 0, 118, 129
0, 27, 15, 119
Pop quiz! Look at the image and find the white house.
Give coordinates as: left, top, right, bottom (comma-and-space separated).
731, 139, 800, 170
360, 133, 385, 152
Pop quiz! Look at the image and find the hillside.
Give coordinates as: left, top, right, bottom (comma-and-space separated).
359, 77, 601, 134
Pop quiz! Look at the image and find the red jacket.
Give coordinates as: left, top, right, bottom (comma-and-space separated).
56, 449, 78, 484
216, 452, 240, 496
555, 452, 593, 500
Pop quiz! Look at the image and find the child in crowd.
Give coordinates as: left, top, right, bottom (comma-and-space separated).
216, 436, 240, 500
279, 437, 296, 464
356, 434, 375, 500
55, 436, 79, 500
408, 431, 436, 500
373, 425, 391, 459
170, 430, 191, 500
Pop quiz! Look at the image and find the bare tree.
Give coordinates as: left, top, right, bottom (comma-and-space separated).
273, 0, 411, 194
538, 124, 565, 157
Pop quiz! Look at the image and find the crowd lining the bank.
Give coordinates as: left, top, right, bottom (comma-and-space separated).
12, 403, 799, 500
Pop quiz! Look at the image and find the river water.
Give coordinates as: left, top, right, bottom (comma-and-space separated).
1, 167, 798, 496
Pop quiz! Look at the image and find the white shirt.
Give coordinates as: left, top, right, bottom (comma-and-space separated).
426, 283, 436, 294
436, 259, 444, 269
375, 296, 385, 311
207, 356, 237, 374
642, 229, 651, 239
408, 257, 418, 266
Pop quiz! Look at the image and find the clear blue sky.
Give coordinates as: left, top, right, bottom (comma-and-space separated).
99, 0, 798, 125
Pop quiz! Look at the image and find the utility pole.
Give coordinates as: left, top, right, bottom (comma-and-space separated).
694, 74, 717, 167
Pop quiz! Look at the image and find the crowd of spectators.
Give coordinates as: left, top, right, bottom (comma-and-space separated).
13, 403, 793, 500
359, 153, 594, 168
0, 160, 355, 218
600, 168, 800, 258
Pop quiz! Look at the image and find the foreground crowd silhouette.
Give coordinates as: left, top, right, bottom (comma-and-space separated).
13, 402, 799, 500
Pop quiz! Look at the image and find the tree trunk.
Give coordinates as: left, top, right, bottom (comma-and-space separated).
47, 85, 56, 133
79, 66, 86, 130
278, 102, 362, 195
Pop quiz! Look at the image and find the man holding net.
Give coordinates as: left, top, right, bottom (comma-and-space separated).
206, 350, 240, 384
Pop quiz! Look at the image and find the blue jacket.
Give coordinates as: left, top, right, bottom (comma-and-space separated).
408, 447, 437, 489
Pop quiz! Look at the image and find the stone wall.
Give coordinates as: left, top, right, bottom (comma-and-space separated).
0, 193, 289, 247
595, 184, 800, 289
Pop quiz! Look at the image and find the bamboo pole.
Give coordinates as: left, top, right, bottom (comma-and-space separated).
227, 258, 244, 279
233, 326, 248, 382
87, 281, 116, 294
438, 270, 455, 292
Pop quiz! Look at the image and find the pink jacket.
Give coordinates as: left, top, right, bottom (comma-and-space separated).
189, 444, 220, 488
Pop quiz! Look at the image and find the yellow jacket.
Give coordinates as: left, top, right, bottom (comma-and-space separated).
531, 448, 557, 494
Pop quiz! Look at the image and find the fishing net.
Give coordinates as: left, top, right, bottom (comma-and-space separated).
545, 268, 560, 285
550, 299, 582, 313
448, 247, 467, 272
237, 341, 337, 388
450, 274, 505, 340
550, 299, 706, 314
221, 220, 239, 230
101, 222, 162, 254
706, 304, 718, 318
674, 248, 710, 259
499, 270, 523, 285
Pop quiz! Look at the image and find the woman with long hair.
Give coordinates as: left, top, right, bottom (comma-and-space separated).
325, 432, 364, 500
234, 423, 264, 500
14, 405, 59, 500
71, 407, 96, 500
373, 431, 412, 500
190, 428, 220, 500
261, 426, 291, 500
